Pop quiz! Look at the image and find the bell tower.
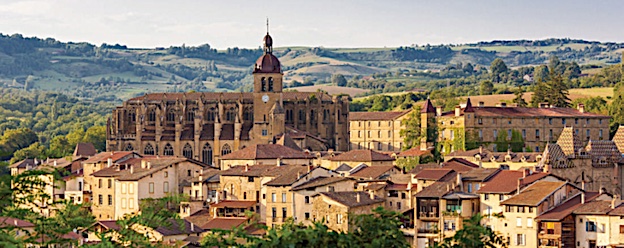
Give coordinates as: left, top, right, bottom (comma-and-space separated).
253, 20, 284, 143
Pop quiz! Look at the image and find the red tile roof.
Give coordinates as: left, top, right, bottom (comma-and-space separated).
613, 125, 624, 154
349, 110, 410, 121
220, 144, 314, 160
422, 99, 436, 114
471, 106, 609, 118
441, 158, 479, 172
201, 217, 249, 230
318, 191, 385, 208
537, 192, 600, 221
477, 170, 523, 194
349, 165, 398, 179
83, 151, 136, 164
291, 176, 353, 191
414, 168, 455, 181
74, 143, 96, 157
210, 200, 256, 209
328, 149, 394, 162
397, 147, 433, 157
0, 217, 35, 228
501, 181, 567, 206
264, 166, 312, 186
386, 183, 417, 191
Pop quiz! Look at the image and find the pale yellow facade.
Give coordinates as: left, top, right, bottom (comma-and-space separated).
349, 111, 410, 152
292, 179, 355, 226
575, 214, 624, 248
220, 158, 312, 170
311, 194, 383, 232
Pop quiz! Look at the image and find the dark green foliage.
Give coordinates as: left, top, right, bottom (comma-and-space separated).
431, 214, 507, 248
512, 86, 528, 107
331, 74, 348, 87
400, 106, 422, 150
479, 80, 494, 95
490, 59, 508, 83
200, 207, 409, 248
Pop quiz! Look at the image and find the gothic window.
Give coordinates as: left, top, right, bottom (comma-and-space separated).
323, 109, 330, 121
202, 144, 213, 165
166, 110, 176, 122
206, 108, 216, 122
186, 110, 195, 122
261, 77, 267, 92
310, 110, 315, 123
148, 109, 156, 122
221, 144, 232, 156
298, 109, 306, 123
182, 144, 193, 159
286, 109, 294, 123
144, 144, 155, 155
128, 112, 136, 123
226, 108, 236, 122
268, 77, 274, 92
124, 143, 134, 151
163, 143, 174, 156
244, 109, 253, 121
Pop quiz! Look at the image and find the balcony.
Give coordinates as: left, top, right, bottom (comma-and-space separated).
418, 212, 439, 220
417, 228, 437, 234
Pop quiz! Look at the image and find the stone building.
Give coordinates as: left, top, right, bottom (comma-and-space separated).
420, 98, 610, 155
349, 110, 411, 151
106, 32, 349, 166
539, 127, 624, 195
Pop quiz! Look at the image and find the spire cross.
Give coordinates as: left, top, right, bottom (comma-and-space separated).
266, 18, 269, 34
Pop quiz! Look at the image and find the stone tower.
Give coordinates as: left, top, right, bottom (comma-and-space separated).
252, 29, 284, 144
420, 98, 436, 150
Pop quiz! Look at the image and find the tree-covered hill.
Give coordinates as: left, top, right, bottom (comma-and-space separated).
0, 33, 622, 102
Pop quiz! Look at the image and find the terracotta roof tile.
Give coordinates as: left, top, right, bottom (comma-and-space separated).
220, 144, 314, 160
349, 110, 410, 121
414, 181, 453, 198
501, 181, 567, 206
335, 163, 352, 172
460, 168, 500, 182
556, 127, 584, 157
537, 192, 601, 221
448, 148, 542, 163
97, 220, 120, 231
74, 143, 96, 157
264, 166, 312, 186
83, 151, 136, 164
386, 183, 417, 191
608, 203, 624, 216
220, 164, 276, 177
471, 106, 610, 118
573, 200, 614, 215
8, 158, 38, 169
441, 158, 479, 172
155, 219, 204, 236
407, 163, 440, 174
291, 176, 353, 191
200, 217, 249, 230
0, 217, 35, 228
477, 170, 524, 194
318, 191, 384, 208
613, 125, 624, 154
414, 168, 455, 181
210, 200, 256, 209
422, 99, 436, 113
328, 149, 394, 162
350, 165, 398, 179
397, 147, 433, 157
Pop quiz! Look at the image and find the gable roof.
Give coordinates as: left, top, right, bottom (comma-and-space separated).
83, 151, 136, 164
0, 217, 35, 228
537, 192, 601, 221
556, 127, 584, 157
276, 134, 302, 151
572, 200, 615, 215
200, 217, 249, 231
407, 163, 440, 174
397, 147, 433, 158
210, 200, 256, 209
220, 144, 314, 160
73, 143, 96, 157
264, 166, 312, 186
8, 158, 39, 169
476, 170, 524, 194
291, 176, 353, 191
448, 148, 542, 163
328, 149, 394, 162
335, 163, 352, 172
441, 158, 479, 172
414, 168, 455, 181
317, 191, 384, 208
349, 165, 398, 179
501, 181, 567, 206
414, 181, 454, 198
349, 110, 410, 121
421, 99, 436, 114
90, 156, 200, 181
220, 164, 276, 177
155, 219, 204, 236
460, 168, 500, 182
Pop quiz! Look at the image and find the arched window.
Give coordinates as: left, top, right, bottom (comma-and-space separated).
163, 143, 174, 156
206, 108, 216, 122
144, 144, 154, 155
128, 112, 136, 123
261, 77, 266, 92
310, 110, 315, 122
148, 109, 156, 122
202, 144, 213, 165
226, 108, 236, 122
186, 111, 195, 122
221, 144, 232, 156
268, 77, 274, 92
166, 110, 176, 122
124, 143, 134, 151
182, 144, 193, 159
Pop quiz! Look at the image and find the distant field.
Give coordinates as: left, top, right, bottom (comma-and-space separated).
452, 43, 596, 53
288, 85, 369, 97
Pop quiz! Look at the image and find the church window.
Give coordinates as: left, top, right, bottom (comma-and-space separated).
166, 110, 176, 122
186, 111, 195, 122
286, 110, 293, 123
148, 109, 156, 122
144, 144, 155, 155
128, 112, 136, 123
163, 143, 174, 156
268, 77, 274, 92
202, 144, 213, 165
261, 77, 267, 92
299, 109, 306, 123
206, 108, 216, 122
310, 110, 315, 122
221, 144, 232, 156
125, 143, 134, 151
226, 108, 236, 122
182, 144, 193, 159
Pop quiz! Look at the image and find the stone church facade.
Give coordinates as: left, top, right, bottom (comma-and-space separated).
106, 32, 349, 166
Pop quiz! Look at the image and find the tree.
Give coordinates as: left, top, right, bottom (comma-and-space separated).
331, 74, 348, 87
479, 81, 494, 95
400, 106, 422, 150
48, 136, 73, 158
512, 86, 528, 107
610, 82, 624, 136
533, 65, 549, 83
10, 142, 46, 164
490, 58, 508, 83
530, 79, 548, 107
349, 207, 409, 248
547, 71, 571, 108
84, 126, 106, 152
0, 128, 38, 158
431, 214, 507, 248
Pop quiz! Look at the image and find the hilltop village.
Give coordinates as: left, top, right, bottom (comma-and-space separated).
6, 32, 624, 248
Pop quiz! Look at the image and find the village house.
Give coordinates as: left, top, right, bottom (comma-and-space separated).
446, 147, 542, 170
573, 196, 624, 248
311, 191, 384, 232
218, 143, 315, 170
320, 149, 395, 170
348, 110, 411, 152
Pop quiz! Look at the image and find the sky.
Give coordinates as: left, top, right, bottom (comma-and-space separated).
0, 0, 622, 49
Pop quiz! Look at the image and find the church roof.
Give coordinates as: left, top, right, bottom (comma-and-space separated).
219, 144, 314, 160
254, 54, 281, 73
276, 134, 302, 151
613, 125, 624, 154
556, 127, 584, 157
421, 99, 436, 114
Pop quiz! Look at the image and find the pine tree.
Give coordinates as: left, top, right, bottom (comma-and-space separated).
547, 70, 571, 108
530, 79, 548, 107
512, 86, 528, 107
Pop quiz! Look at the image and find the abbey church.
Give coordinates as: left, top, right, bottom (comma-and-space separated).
106, 32, 350, 165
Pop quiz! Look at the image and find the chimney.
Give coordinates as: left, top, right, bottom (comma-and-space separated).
479, 146, 483, 154
369, 190, 375, 200
297, 172, 301, 179
13, 220, 17, 226
146, 162, 151, 169
436, 106, 442, 117
478, 101, 484, 107
215, 191, 220, 204
130, 165, 133, 174
581, 191, 585, 204
307, 165, 312, 173
539, 102, 549, 108
612, 195, 621, 209
191, 222, 195, 232
53, 160, 57, 166
407, 181, 413, 191
276, 157, 282, 166
517, 178, 523, 195
244, 164, 249, 172
356, 193, 361, 203
107, 158, 112, 168
457, 173, 463, 192
523, 168, 530, 178
581, 180, 586, 191
578, 104, 585, 113
455, 106, 461, 116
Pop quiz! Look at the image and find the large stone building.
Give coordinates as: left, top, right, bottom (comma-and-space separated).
349, 110, 411, 151
420, 99, 610, 154
106, 32, 349, 166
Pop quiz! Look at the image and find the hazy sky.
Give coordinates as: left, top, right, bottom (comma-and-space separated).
0, 0, 622, 49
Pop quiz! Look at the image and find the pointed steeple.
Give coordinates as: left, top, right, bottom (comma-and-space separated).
422, 98, 436, 114
464, 98, 474, 113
